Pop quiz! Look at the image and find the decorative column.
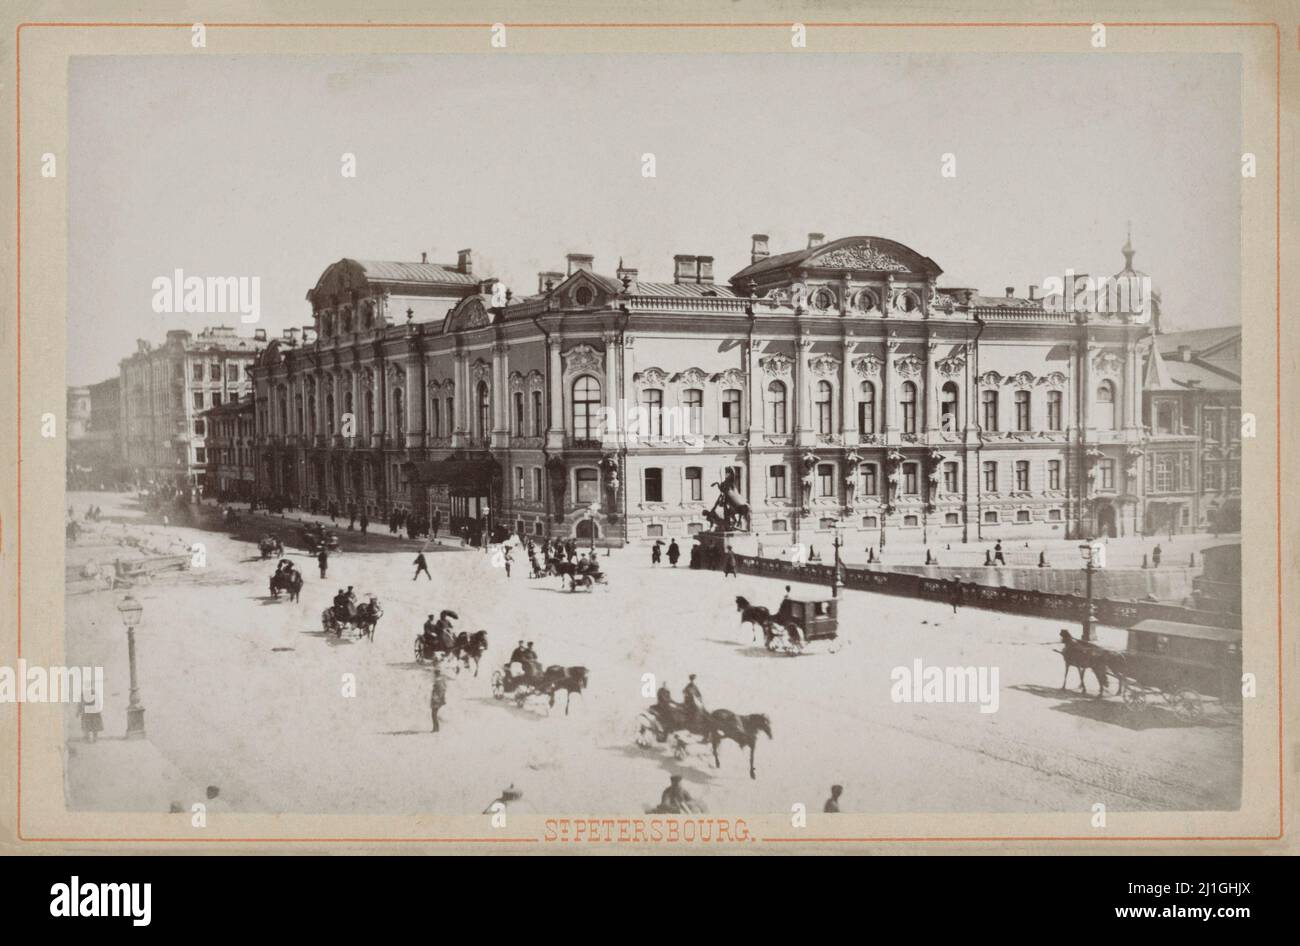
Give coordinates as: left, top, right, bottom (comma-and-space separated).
602, 331, 620, 443
883, 334, 899, 435
795, 334, 812, 441
924, 339, 938, 432
491, 340, 509, 448
546, 337, 565, 449
746, 337, 763, 437
839, 334, 856, 440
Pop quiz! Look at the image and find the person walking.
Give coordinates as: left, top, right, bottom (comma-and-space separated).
432, 510, 442, 540
503, 546, 513, 579
722, 547, 738, 578
317, 549, 329, 579
359, 513, 368, 536
429, 664, 447, 733
413, 551, 431, 581
651, 541, 662, 566
824, 784, 843, 813
948, 577, 963, 614
667, 539, 681, 568
993, 541, 1006, 566
1152, 543, 1163, 567
78, 687, 103, 743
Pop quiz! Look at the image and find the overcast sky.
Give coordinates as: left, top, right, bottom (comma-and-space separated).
68, 52, 1240, 385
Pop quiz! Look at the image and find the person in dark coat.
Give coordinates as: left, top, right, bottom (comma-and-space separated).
824, 784, 843, 813
317, 549, 329, 579
667, 539, 681, 567
432, 511, 442, 539
651, 541, 662, 566
948, 577, 963, 614
413, 551, 431, 581
993, 541, 1006, 566
1152, 544, 1163, 567
722, 547, 738, 578
359, 513, 368, 535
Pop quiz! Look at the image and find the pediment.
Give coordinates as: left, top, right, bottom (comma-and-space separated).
550, 270, 615, 309
805, 238, 942, 278
442, 296, 494, 334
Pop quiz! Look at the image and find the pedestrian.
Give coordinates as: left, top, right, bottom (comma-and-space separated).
657, 774, 699, 814
651, 541, 662, 566
824, 784, 843, 813
317, 549, 329, 579
432, 511, 441, 540
78, 687, 103, 743
949, 577, 963, 614
429, 664, 447, 733
503, 546, 512, 578
359, 513, 368, 535
1152, 544, 1162, 567
413, 551, 431, 581
667, 539, 681, 567
723, 547, 737, 578
993, 541, 1005, 566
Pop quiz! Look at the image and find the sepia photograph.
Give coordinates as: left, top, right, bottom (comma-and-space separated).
1, 0, 1292, 900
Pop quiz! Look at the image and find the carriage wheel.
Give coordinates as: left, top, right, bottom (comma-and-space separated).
491, 671, 505, 699
1121, 683, 1146, 713
413, 638, 424, 662
514, 689, 529, 707
634, 715, 660, 748
1172, 690, 1204, 723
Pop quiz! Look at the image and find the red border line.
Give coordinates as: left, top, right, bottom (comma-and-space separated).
10, 16, 1284, 842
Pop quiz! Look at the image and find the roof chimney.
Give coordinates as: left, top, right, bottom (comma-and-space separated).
696, 256, 714, 284
1028, 286, 1039, 301
1005, 286, 1015, 298
457, 249, 472, 275
673, 254, 699, 285
421, 252, 428, 264
807, 232, 825, 249
750, 233, 770, 264
539, 271, 565, 293
254, 328, 267, 342
566, 253, 593, 276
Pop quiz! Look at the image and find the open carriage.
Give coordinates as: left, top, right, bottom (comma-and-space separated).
1118, 619, 1242, 722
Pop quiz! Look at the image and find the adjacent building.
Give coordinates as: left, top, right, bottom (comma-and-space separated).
200, 394, 257, 500
66, 377, 123, 488
120, 326, 266, 489
249, 233, 1239, 546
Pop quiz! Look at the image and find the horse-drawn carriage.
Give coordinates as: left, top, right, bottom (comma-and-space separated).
321, 594, 383, 640
735, 593, 842, 655
490, 661, 589, 714
414, 625, 488, 677
635, 703, 772, 779
268, 562, 303, 600
300, 523, 339, 554
1116, 619, 1242, 722
258, 534, 284, 559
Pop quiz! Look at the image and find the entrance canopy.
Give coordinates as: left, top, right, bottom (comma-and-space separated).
402, 459, 498, 488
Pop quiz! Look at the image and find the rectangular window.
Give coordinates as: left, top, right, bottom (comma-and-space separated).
683, 389, 703, 435
576, 468, 599, 504
1156, 401, 1176, 434
1099, 459, 1115, 490
983, 510, 998, 524
1015, 460, 1029, 492
212, 393, 223, 407
686, 467, 703, 502
644, 467, 663, 503
193, 391, 204, 410
982, 391, 998, 431
1204, 411, 1222, 443
903, 462, 919, 495
1048, 459, 1061, 491
514, 392, 525, 434
860, 463, 877, 496
533, 468, 542, 500
817, 463, 835, 497
862, 516, 878, 529
722, 389, 741, 434
769, 465, 788, 499
944, 512, 960, 525
532, 391, 543, 436
1048, 508, 1063, 521
195, 447, 206, 463
227, 364, 239, 382
193, 363, 203, 381
819, 517, 837, 530
1015, 391, 1031, 431
903, 514, 919, 526
516, 466, 525, 499
982, 461, 997, 493
943, 461, 958, 494
642, 390, 663, 437
1016, 509, 1031, 523
771, 519, 789, 532
1047, 391, 1062, 431
646, 523, 664, 538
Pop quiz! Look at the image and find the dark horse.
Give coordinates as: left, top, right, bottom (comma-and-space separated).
1058, 629, 1126, 697
452, 630, 490, 677
269, 568, 303, 602
735, 595, 774, 644
541, 665, 589, 715
705, 710, 772, 780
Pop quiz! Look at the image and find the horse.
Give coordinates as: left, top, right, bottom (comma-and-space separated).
453, 630, 489, 677
269, 568, 303, 602
705, 710, 772, 780
1057, 629, 1125, 697
540, 665, 589, 716
734, 595, 774, 643
548, 558, 581, 590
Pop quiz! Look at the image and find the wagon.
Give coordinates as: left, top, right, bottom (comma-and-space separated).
766, 595, 841, 655
1118, 619, 1242, 722
300, 524, 339, 553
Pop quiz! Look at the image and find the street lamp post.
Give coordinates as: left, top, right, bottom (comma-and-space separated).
588, 501, 598, 552
831, 524, 845, 598
1078, 542, 1097, 643
115, 595, 146, 738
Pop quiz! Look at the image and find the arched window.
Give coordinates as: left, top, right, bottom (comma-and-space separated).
477, 381, 490, 439
767, 380, 787, 434
981, 389, 999, 431
430, 393, 440, 438
305, 378, 317, 434
572, 375, 601, 440
816, 380, 833, 434
859, 381, 876, 434
325, 391, 335, 434
900, 381, 917, 435
393, 388, 405, 436
1095, 381, 1116, 430
445, 395, 454, 433
683, 388, 703, 435
939, 382, 959, 433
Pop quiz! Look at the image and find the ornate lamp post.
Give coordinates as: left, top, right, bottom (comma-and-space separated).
115, 595, 146, 738
1078, 542, 1097, 643
831, 523, 845, 598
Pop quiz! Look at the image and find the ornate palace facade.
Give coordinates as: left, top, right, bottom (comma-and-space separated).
249, 233, 1221, 546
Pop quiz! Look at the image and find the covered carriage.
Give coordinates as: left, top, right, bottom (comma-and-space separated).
1118, 619, 1242, 721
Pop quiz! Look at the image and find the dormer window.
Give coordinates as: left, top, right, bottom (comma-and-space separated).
574, 286, 594, 306
856, 290, 879, 314
812, 288, 835, 310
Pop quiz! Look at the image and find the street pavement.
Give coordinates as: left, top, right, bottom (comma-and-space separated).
60, 492, 1241, 817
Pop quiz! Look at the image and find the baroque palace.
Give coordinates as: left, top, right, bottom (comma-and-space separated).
247, 232, 1240, 546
